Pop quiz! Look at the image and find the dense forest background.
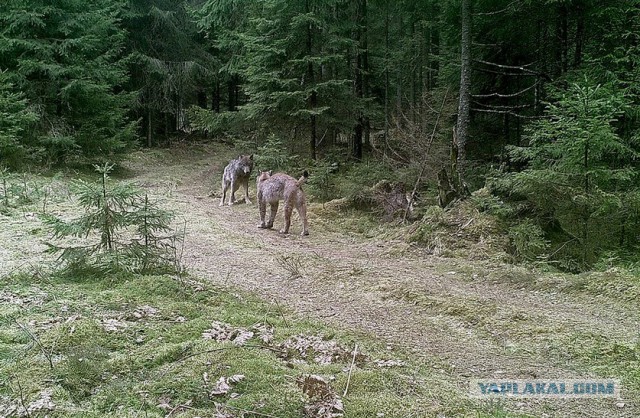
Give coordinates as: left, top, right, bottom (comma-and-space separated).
1, 0, 639, 271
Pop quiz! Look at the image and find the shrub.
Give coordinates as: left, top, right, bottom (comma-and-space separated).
508, 219, 549, 262
42, 163, 183, 274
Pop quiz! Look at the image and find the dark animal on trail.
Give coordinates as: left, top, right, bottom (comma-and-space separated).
256, 170, 309, 236
220, 154, 254, 206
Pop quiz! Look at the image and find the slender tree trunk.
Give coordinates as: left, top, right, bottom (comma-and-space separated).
310, 93, 318, 159
559, 5, 568, 74
147, 109, 152, 148
197, 89, 207, 108
227, 76, 236, 111
176, 96, 182, 131
396, 13, 403, 117
418, 23, 424, 107
212, 78, 221, 113
234, 79, 240, 108
352, 0, 366, 159
574, 5, 585, 67
456, 0, 471, 178
384, 1, 390, 154
306, 0, 317, 160
362, 0, 370, 151
410, 19, 416, 116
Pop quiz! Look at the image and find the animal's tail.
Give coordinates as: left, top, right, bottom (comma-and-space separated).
297, 170, 309, 186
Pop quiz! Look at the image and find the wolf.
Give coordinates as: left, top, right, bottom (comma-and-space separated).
256, 170, 309, 236
220, 154, 254, 206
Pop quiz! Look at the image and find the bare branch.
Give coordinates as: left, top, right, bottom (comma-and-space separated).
472, 82, 538, 99
474, 59, 551, 80
472, 101, 533, 110
472, 108, 543, 119
15, 321, 54, 370
474, 0, 523, 16
343, 343, 358, 397
403, 88, 450, 222
476, 67, 538, 77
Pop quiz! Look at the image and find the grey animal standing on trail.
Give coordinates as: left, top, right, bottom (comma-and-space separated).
256, 170, 309, 236
220, 154, 254, 206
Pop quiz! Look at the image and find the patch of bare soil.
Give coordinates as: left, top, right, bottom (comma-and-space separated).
10, 142, 635, 417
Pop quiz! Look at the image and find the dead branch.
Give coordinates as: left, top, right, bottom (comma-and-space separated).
472, 101, 533, 110
403, 88, 450, 222
175, 345, 285, 364
472, 82, 538, 99
222, 404, 282, 418
14, 378, 31, 418
474, 59, 551, 80
343, 343, 358, 397
473, 0, 522, 16
15, 320, 54, 370
472, 108, 543, 119
165, 400, 194, 418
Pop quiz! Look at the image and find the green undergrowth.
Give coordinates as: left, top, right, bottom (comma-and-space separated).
0, 270, 510, 417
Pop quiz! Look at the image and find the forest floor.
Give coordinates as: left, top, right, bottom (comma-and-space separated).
122, 142, 638, 417
1, 141, 638, 417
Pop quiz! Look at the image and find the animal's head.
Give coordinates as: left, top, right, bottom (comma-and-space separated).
237, 154, 254, 174
256, 170, 272, 185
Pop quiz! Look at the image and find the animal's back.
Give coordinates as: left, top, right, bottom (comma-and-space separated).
259, 173, 295, 203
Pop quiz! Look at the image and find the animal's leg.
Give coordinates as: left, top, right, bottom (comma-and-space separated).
220, 179, 228, 207
244, 180, 252, 204
279, 204, 293, 234
267, 201, 278, 229
258, 198, 268, 228
297, 200, 309, 236
228, 180, 236, 205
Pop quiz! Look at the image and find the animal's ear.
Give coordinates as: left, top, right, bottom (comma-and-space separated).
268, 170, 273, 176
249, 154, 253, 160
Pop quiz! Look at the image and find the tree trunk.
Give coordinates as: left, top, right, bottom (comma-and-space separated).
306, 0, 317, 160
455, 0, 471, 179
352, 0, 366, 160
574, 4, 585, 67
197, 89, 207, 108
362, 0, 370, 151
396, 12, 403, 117
559, 5, 568, 74
227, 75, 236, 111
384, 1, 390, 154
212, 78, 221, 113
147, 109, 152, 148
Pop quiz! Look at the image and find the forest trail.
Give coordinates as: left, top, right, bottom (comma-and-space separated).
124, 144, 637, 416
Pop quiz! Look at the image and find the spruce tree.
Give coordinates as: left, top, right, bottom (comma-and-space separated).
506, 78, 640, 268
0, 0, 135, 164
0, 71, 37, 167
193, 0, 366, 159
43, 163, 182, 274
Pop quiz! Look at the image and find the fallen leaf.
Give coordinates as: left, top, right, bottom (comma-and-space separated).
297, 375, 344, 418
101, 318, 127, 332
232, 329, 254, 346
210, 375, 245, 396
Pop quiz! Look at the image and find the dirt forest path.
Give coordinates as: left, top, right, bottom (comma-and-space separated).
125, 144, 637, 417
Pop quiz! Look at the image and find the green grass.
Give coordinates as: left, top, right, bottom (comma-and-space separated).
0, 270, 498, 417
2, 148, 638, 417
